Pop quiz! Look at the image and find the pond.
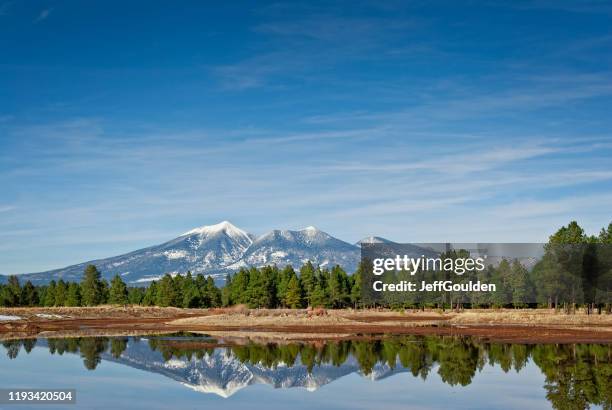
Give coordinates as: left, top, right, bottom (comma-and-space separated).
0, 334, 609, 409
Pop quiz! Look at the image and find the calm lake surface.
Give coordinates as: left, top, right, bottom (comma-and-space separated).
0, 334, 609, 410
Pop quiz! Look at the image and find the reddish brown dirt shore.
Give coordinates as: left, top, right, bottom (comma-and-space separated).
1, 306, 611, 344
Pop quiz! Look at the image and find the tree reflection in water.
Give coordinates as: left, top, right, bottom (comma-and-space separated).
2, 335, 610, 409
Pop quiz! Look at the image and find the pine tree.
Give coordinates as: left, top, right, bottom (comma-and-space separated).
21, 281, 39, 306
230, 269, 250, 305
66, 282, 81, 306
4, 276, 21, 307
109, 275, 129, 305
598, 222, 612, 243
100, 279, 110, 304
55, 279, 67, 306
309, 281, 328, 308
245, 267, 275, 308
510, 260, 531, 307
128, 287, 144, 305
81, 265, 105, 306
350, 269, 362, 308
181, 272, 201, 308
328, 265, 349, 308
276, 265, 294, 307
44, 281, 57, 306
142, 281, 158, 306
156, 274, 179, 307
284, 275, 303, 308
205, 276, 221, 307
300, 262, 316, 305
221, 274, 232, 306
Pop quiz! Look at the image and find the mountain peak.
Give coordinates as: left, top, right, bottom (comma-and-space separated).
356, 236, 393, 245
181, 221, 249, 238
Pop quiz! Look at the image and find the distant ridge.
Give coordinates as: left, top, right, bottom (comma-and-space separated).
9, 221, 401, 285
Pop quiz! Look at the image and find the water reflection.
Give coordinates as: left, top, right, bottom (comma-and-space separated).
2, 335, 611, 409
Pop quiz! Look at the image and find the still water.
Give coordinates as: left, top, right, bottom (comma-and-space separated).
0, 334, 609, 410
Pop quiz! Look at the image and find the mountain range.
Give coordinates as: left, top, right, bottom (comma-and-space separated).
9, 221, 375, 285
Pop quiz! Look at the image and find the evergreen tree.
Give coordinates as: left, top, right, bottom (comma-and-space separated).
276, 265, 295, 307
230, 269, 250, 305
20, 281, 39, 306
309, 281, 328, 308
81, 265, 105, 306
3, 276, 21, 307
221, 274, 232, 306
55, 279, 67, 306
44, 281, 57, 307
350, 269, 362, 308
548, 221, 588, 244
142, 281, 158, 306
205, 276, 221, 307
598, 222, 612, 243
328, 265, 349, 308
109, 275, 129, 305
300, 261, 317, 305
245, 268, 266, 308
66, 282, 81, 306
100, 279, 110, 304
128, 287, 144, 305
181, 272, 201, 308
510, 260, 531, 307
156, 274, 179, 307
284, 274, 303, 308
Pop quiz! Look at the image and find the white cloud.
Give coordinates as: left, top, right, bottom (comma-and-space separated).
34, 8, 52, 23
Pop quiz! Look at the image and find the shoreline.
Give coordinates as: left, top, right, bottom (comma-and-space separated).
1, 306, 611, 344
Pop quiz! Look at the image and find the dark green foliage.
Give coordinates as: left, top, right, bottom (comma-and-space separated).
55, 280, 67, 306
66, 282, 81, 307
128, 287, 144, 305
142, 281, 158, 306
43, 281, 57, 307
81, 265, 105, 306
0, 276, 21, 307
284, 274, 303, 308
20, 281, 39, 306
156, 274, 180, 307
109, 275, 129, 305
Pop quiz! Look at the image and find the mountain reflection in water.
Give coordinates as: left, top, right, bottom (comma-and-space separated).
2, 334, 611, 409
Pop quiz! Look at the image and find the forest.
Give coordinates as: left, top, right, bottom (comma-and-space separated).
1, 221, 611, 311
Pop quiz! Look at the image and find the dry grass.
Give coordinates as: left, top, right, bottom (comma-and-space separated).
449, 309, 612, 326
0, 305, 199, 320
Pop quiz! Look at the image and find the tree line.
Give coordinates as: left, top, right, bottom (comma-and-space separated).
1, 221, 611, 310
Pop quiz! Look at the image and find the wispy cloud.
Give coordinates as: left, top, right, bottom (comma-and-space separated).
34, 7, 53, 23
0, 205, 15, 213
214, 13, 428, 90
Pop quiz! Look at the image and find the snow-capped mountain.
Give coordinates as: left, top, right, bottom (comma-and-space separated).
13, 221, 364, 285
15, 221, 256, 285
226, 226, 360, 273
355, 236, 394, 245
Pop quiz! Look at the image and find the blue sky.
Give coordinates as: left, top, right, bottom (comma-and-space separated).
1, 0, 612, 274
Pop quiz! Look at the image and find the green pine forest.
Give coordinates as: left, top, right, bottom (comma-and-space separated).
1, 221, 611, 311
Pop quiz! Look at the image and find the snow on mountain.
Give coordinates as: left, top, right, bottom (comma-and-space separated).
14, 222, 367, 285
226, 226, 360, 273
355, 236, 394, 245
15, 221, 256, 285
